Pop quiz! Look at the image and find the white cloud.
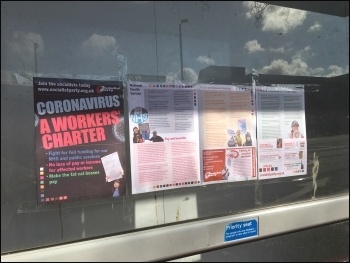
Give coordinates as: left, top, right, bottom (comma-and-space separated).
260, 44, 348, 77
196, 56, 215, 66
81, 34, 118, 57
260, 58, 348, 77
260, 58, 307, 75
183, 68, 199, 83
8, 31, 44, 66
324, 65, 349, 77
244, 2, 307, 32
308, 22, 322, 32
245, 40, 285, 54
166, 67, 198, 83
244, 40, 265, 53
269, 46, 285, 53
309, 67, 326, 76
292, 45, 312, 60
166, 72, 177, 82
243, 1, 263, 19
262, 6, 307, 32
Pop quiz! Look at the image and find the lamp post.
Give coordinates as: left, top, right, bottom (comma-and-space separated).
34, 42, 38, 75
179, 18, 188, 81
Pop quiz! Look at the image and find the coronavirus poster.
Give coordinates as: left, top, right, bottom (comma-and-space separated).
34, 77, 126, 204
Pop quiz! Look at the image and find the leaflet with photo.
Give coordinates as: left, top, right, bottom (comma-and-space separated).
128, 81, 201, 194
196, 84, 257, 184
256, 85, 307, 179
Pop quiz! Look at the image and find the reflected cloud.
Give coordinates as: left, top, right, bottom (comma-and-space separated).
166, 67, 198, 83
269, 46, 285, 53
308, 22, 322, 32
310, 67, 326, 76
245, 40, 284, 54
81, 34, 118, 57
196, 56, 215, 66
244, 2, 307, 32
292, 45, 313, 60
262, 6, 307, 32
324, 65, 349, 77
260, 58, 308, 75
183, 68, 199, 83
244, 40, 265, 53
260, 58, 348, 77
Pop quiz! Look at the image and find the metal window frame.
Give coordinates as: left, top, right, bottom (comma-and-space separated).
1, 194, 348, 262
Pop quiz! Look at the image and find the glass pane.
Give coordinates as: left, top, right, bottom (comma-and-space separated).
1, 1, 348, 253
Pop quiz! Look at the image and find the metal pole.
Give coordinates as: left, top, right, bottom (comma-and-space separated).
179, 23, 184, 81
34, 43, 38, 75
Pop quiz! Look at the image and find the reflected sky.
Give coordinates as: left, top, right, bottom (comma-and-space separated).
1, 1, 349, 83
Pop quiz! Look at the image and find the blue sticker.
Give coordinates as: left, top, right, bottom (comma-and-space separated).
224, 219, 258, 242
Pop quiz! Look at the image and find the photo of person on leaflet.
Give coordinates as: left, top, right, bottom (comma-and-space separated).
149, 131, 164, 142
243, 132, 253, 146
276, 138, 282, 148
104, 176, 126, 198
288, 120, 304, 139
132, 126, 144, 143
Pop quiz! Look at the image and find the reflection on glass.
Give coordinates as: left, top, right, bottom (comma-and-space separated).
1, 1, 348, 254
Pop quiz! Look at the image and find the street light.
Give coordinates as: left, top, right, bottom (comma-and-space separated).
179, 18, 188, 82
34, 42, 38, 75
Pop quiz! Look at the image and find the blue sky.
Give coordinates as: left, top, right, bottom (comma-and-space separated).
1, 1, 349, 84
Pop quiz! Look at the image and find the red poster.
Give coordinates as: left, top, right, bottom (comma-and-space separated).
203, 149, 226, 182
